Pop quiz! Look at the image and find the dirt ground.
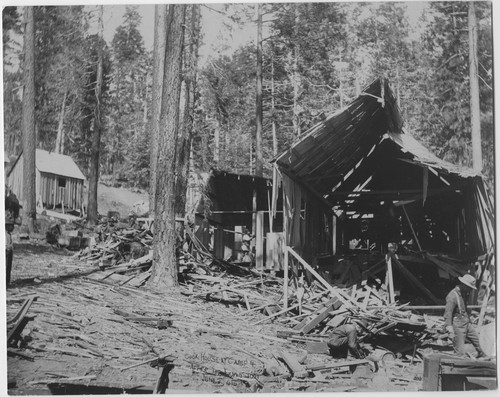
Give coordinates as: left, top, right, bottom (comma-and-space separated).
5, 240, 452, 394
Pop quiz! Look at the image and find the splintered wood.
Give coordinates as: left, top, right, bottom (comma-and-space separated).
7, 218, 495, 393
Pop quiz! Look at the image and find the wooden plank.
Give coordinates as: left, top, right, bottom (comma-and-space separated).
478, 283, 491, 326
306, 359, 369, 371
7, 295, 38, 325
256, 211, 264, 271
392, 255, 441, 304
305, 341, 330, 354
441, 366, 497, 376
385, 255, 395, 304
277, 350, 308, 378
424, 254, 462, 278
286, 247, 356, 309
422, 355, 441, 391
300, 297, 339, 334
402, 205, 423, 252
284, 245, 289, 310
7, 296, 38, 345
466, 377, 497, 389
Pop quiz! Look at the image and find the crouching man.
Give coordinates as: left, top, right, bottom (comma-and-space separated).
444, 274, 488, 359
327, 319, 367, 359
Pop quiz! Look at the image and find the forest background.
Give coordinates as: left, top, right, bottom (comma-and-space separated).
2, 1, 495, 200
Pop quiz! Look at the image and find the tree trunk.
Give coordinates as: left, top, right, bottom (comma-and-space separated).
149, 5, 168, 215
469, 1, 482, 172
87, 6, 104, 225
249, 141, 253, 174
255, 3, 264, 177
175, 4, 201, 235
22, 6, 36, 234
55, 89, 67, 154
271, 51, 278, 157
292, 3, 301, 138
148, 4, 186, 289
214, 118, 221, 167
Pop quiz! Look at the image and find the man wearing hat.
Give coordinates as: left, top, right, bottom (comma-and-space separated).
443, 274, 487, 358
327, 319, 368, 359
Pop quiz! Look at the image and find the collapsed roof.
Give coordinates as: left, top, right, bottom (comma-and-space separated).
273, 78, 493, 258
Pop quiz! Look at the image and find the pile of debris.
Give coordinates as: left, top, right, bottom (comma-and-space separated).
72, 216, 494, 362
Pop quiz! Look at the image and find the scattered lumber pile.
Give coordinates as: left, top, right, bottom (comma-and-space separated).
9, 238, 495, 394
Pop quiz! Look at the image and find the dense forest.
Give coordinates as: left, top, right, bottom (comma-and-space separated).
3, 3, 494, 187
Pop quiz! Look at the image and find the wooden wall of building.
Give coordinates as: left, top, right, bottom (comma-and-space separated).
7, 153, 84, 211
38, 172, 83, 210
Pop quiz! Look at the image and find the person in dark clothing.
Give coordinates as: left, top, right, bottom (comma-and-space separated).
5, 188, 21, 285
327, 320, 367, 359
443, 274, 488, 358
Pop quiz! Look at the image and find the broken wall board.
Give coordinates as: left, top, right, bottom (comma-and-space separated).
276, 350, 308, 378
266, 232, 284, 271
300, 298, 341, 334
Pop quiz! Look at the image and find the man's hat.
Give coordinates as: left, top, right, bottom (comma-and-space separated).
458, 274, 477, 290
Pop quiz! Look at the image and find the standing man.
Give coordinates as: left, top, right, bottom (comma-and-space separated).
444, 274, 488, 358
5, 188, 21, 285
327, 320, 367, 359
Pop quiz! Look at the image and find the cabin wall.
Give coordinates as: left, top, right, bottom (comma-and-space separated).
8, 154, 84, 211
39, 172, 83, 210
281, 172, 333, 266
7, 154, 24, 203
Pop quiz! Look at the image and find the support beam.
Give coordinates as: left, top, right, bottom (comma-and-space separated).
385, 255, 395, 304
256, 211, 264, 271
329, 186, 461, 197
286, 246, 356, 309
283, 245, 289, 310
392, 255, 441, 305
402, 205, 423, 253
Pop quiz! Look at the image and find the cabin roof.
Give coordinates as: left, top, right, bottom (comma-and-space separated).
274, 78, 481, 205
35, 149, 86, 180
8, 149, 86, 181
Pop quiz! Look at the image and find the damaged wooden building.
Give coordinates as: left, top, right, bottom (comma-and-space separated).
271, 78, 494, 306
190, 169, 283, 270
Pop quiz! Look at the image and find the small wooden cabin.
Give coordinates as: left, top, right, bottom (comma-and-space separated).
7, 149, 86, 212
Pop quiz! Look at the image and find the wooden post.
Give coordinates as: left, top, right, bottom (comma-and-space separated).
385, 254, 395, 304
402, 205, 423, 253
478, 282, 491, 326
332, 215, 337, 255
265, 232, 274, 270
423, 354, 441, 391
284, 244, 289, 310
256, 211, 264, 271
214, 225, 224, 258
252, 188, 257, 237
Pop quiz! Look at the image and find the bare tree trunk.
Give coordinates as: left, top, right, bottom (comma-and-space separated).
214, 119, 221, 167
249, 141, 253, 175
149, 4, 186, 289
22, 6, 36, 233
271, 52, 278, 157
201, 122, 208, 169
149, 5, 168, 215
255, 3, 263, 177
87, 6, 104, 226
55, 89, 67, 154
292, 3, 301, 138
469, 1, 482, 172
175, 3, 201, 234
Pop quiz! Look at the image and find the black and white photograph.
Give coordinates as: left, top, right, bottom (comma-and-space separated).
2, 1, 497, 394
